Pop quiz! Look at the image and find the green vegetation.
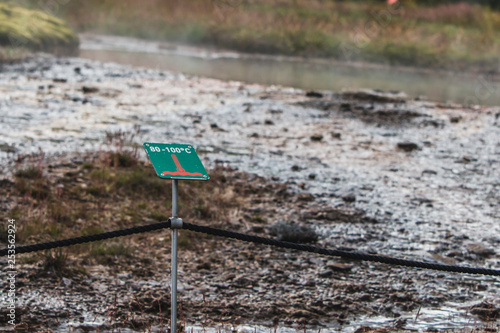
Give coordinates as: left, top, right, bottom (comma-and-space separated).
14, 165, 51, 200
43, 248, 70, 276
1, 0, 499, 69
24, 0, 500, 70
0, 1, 78, 62
0, 145, 243, 274
89, 241, 133, 265
0, 1, 499, 69
14, 165, 44, 179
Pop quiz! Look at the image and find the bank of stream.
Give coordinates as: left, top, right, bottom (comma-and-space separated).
79, 34, 500, 107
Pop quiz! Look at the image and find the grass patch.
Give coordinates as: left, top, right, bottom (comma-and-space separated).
42, 248, 70, 276
14, 165, 43, 179
90, 241, 132, 257
0, 150, 245, 272
14, 176, 51, 201
0, 2, 78, 57
22, 0, 500, 70
88, 241, 133, 265
114, 167, 166, 196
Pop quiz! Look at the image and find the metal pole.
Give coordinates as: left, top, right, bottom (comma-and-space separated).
171, 179, 179, 333
172, 179, 179, 217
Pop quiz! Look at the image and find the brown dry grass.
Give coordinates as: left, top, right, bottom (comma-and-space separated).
35, 0, 500, 69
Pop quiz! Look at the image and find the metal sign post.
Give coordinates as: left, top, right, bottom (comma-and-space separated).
171, 179, 180, 333
143, 142, 209, 333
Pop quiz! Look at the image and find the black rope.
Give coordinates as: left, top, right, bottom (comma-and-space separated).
0, 220, 171, 256
1, 219, 499, 276
182, 222, 500, 276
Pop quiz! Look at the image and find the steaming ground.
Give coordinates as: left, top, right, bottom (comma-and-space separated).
0, 55, 499, 332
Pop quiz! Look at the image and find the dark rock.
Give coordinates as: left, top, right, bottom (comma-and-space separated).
397, 142, 419, 152
306, 91, 323, 98
267, 108, 283, 114
342, 90, 407, 103
82, 86, 99, 94
268, 222, 318, 243
233, 275, 252, 287
342, 194, 356, 203
310, 134, 323, 141
359, 294, 372, 302
470, 301, 500, 321
326, 263, 353, 272
297, 193, 314, 201
251, 226, 264, 233
340, 103, 352, 111
410, 197, 433, 206
313, 209, 359, 223
196, 262, 211, 270
331, 132, 342, 139
466, 243, 495, 257
445, 250, 463, 258
420, 119, 444, 128
354, 325, 377, 333
0, 179, 14, 187
292, 310, 316, 319
295, 99, 336, 111
456, 156, 477, 163
318, 269, 333, 278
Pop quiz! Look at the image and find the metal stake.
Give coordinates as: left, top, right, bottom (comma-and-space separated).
170, 179, 182, 333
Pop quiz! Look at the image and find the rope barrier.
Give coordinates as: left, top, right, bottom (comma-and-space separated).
2, 219, 499, 276
182, 222, 500, 276
0, 220, 171, 255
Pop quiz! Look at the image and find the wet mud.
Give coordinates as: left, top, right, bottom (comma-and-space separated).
0, 55, 499, 332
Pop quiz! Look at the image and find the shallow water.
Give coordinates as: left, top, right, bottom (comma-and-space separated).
79, 34, 500, 107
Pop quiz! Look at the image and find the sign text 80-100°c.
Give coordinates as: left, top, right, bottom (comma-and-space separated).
143, 142, 209, 181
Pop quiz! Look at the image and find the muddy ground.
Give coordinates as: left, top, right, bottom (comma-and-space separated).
0, 55, 499, 332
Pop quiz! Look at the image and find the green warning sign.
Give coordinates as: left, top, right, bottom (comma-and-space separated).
143, 142, 209, 180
